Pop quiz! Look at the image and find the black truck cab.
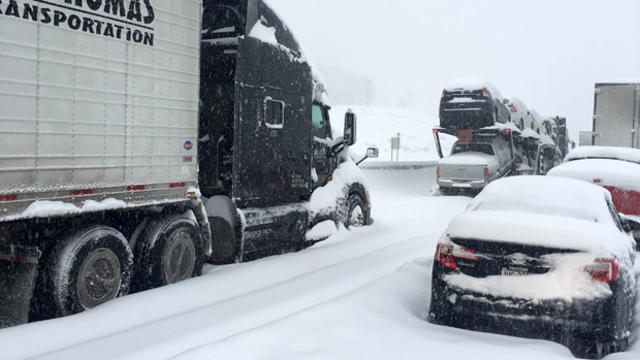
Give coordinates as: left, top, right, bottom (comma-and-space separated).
199, 0, 371, 263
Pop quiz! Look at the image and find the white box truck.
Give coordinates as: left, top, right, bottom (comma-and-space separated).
0, 0, 374, 327
591, 83, 640, 148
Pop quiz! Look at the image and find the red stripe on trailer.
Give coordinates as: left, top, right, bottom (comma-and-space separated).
70, 189, 93, 196
127, 185, 146, 191
170, 182, 186, 188
0, 195, 18, 202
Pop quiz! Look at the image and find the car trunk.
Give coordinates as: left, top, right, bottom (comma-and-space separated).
451, 238, 578, 278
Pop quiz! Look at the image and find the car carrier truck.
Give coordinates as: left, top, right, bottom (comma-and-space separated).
0, 0, 374, 328
588, 83, 640, 148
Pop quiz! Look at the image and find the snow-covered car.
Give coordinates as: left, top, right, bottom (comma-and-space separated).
548, 146, 640, 217
439, 78, 511, 130
437, 136, 514, 194
429, 176, 638, 359
506, 97, 532, 130
528, 109, 544, 134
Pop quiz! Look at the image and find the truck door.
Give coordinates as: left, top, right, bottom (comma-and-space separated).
232, 37, 314, 208
312, 104, 336, 187
594, 84, 638, 148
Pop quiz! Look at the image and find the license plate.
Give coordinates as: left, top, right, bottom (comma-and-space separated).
501, 267, 528, 276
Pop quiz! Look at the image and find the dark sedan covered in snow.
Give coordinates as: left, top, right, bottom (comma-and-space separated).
429, 176, 638, 359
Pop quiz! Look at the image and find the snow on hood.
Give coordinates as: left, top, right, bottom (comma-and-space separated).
446, 210, 633, 256
548, 158, 640, 193
439, 153, 492, 166
539, 133, 555, 146
444, 77, 504, 100
521, 128, 540, 139
482, 121, 521, 134
566, 146, 640, 164
307, 160, 368, 217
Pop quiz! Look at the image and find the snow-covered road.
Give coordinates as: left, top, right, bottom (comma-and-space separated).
0, 167, 638, 359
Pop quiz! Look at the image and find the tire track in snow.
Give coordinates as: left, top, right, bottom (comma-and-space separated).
32, 230, 442, 360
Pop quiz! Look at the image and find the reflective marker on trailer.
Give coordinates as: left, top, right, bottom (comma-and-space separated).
170, 182, 186, 188
70, 189, 93, 196
127, 185, 146, 191
0, 195, 18, 202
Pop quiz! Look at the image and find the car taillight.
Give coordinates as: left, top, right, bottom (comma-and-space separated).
435, 242, 478, 270
436, 166, 440, 178
441, 89, 447, 98
585, 258, 619, 283
483, 167, 490, 180
482, 87, 491, 98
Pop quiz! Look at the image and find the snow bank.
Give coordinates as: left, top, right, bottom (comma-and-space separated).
566, 146, 640, 164
548, 159, 640, 192
443, 252, 613, 301
329, 106, 456, 162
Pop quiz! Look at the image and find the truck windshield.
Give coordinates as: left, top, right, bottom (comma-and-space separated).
451, 143, 495, 155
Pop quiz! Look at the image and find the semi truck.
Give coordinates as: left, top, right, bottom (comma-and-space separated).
589, 83, 640, 148
0, 0, 374, 328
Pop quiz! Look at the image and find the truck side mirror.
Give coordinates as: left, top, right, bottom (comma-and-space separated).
503, 99, 509, 105
366, 147, 379, 159
344, 110, 357, 146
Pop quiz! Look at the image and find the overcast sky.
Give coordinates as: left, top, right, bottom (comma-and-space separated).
269, 0, 640, 136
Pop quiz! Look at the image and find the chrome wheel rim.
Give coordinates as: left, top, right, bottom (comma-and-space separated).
77, 248, 122, 309
162, 230, 196, 284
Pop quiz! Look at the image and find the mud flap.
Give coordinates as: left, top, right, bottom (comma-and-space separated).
0, 245, 40, 328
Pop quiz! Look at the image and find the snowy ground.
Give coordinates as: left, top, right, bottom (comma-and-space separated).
330, 106, 457, 162
0, 167, 638, 359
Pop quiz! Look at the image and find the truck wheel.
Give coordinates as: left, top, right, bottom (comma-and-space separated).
135, 213, 203, 290
345, 194, 366, 228
51, 226, 133, 315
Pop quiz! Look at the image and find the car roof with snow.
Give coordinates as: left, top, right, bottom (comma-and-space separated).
448, 176, 634, 254
565, 146, 640, 164
466, 176, 613, 224
549, 158, 640, 193
444, 77, 504, 100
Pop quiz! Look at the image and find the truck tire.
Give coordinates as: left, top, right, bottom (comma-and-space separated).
345, 194, 366, 228
134, 213, 204, 290
51, 226, 133, 316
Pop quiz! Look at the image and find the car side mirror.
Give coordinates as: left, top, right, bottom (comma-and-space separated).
503, 99, 509, 105
344, 109, 357, 146
621, 216, 640, 250
366, 147, 379, 159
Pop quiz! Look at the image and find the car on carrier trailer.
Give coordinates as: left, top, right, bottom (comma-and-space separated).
0, 0, 374, 328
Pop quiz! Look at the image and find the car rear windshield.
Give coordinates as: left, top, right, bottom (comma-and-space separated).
452, 143, 495, 155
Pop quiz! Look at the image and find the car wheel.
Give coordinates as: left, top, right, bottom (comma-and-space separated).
51, 226, 133, 315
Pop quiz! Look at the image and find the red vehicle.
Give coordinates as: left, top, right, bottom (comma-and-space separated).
548, 146, 640, 216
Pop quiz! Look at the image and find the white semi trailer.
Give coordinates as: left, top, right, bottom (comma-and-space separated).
591, 83, 640, 148
0, 0, 373, 328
